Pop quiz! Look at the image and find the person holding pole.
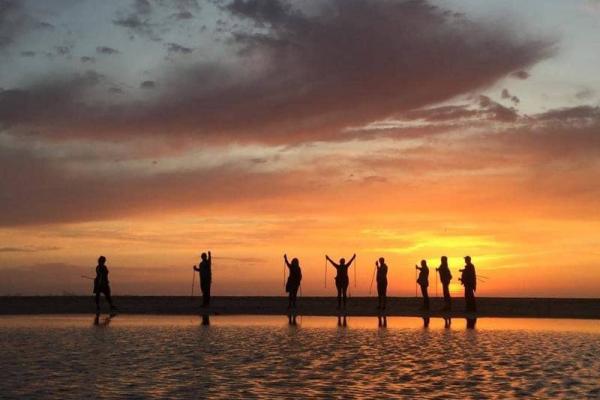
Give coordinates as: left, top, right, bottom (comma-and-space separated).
375, 257, 388, 310
415, 259, 430, 310
94, 256, 117, 317
326, 254, 356, 310
284, 254, 302, 310
193, 251, 212, 307
436, 256, 453, 311
460, 255, 477, 312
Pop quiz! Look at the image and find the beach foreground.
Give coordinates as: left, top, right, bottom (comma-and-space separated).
1, 296, 599, 318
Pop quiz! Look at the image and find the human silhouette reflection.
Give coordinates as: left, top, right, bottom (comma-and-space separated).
444, 317, 452, 328
201, 314, 210, 326
416, 260, 430, 310
422, 317, 430, 328
93, 314, 113, 327
326, 254, 356, 310
288, 313, 298, 325
378, 314, 387, 328
466, 317, 477, 329
337, 315, 347, 327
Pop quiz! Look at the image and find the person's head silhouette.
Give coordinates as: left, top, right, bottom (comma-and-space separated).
421, 259, 427, 268
201, 253, 207, 261
339, 258, 346, 266
379, 257, 385, 264
98, 256, 106, 266
291, 258, 299, 267
441, 256, 447, 265
464, 255, 471, 263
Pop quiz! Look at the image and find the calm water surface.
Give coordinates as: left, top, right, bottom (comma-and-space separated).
1, 315, 599, 399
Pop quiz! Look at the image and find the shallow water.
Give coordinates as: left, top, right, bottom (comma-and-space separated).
1, 315, 599, 399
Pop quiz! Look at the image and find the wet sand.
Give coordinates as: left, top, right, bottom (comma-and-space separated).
1, 296, 599, 318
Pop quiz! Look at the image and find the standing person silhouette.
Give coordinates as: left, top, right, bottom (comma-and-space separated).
94, 256, 117, 316
193, 251, 212, 307
284, 254, 302, 310
375, 257, 388, 310
326, 254, 356, 309
416, 260, 430, 310
436, 256, 452, 311
460, 256, 477, 312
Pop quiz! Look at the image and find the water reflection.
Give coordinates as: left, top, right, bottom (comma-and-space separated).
93, 315, 113, 327
201, 314, 210, 326
466, 317, 477, 329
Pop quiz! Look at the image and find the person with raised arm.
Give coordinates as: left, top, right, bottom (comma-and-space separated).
436, 256, 453, 311
375, 257, 388, 310
193, 251, 212, 307
416, 259, 430, 310
94, 256, 117, 317
460, 255, 477, 312
284, 254, 302, 310
326, 253, 356, 309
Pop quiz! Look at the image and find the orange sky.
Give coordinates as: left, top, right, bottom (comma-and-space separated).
1, 0, 599, 297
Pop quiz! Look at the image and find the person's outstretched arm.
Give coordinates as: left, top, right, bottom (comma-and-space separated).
284, 254, 291, 268
193, 265, 199, 271
346, 254, 356, 267
325, 255, 339, 268
415, 264, 421, 271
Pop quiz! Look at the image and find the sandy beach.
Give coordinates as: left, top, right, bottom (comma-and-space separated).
1, 296, 599, 318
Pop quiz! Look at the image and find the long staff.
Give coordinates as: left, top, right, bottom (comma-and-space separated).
354, 255, 357, 289
414, 265, 417, 298
369, 263, 376, 295
283, 258, 286, 291
324, 256, 327, 288
435, 268, 438, 298
191, 266, 196, 300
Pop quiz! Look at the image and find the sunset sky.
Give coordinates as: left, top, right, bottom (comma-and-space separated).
1, 0, 599, 297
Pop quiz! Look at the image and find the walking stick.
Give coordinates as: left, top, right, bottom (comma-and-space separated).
324, 256, 327, 288
414, 265, 417, 298
191, 266, 196, 300
283, 259, 286, 291
354, 255, 357, 289
369, 264, 376, 295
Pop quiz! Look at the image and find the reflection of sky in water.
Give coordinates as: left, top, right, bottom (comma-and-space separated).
1, 315, 599, 398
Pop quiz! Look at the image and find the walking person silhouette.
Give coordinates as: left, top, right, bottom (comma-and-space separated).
415, 260, 430, 310
375, 257, 388, 310
436, 256, 452, 311
284, 254, 302, 310
94, 256, 117, 317
460, 256, 477, 312
326, 254, 356, 309
193, 251, 212, 307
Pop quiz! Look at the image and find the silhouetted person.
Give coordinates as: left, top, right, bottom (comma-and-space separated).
416, 260, 429, 310
376, 257, 388, 310
94, 256, 116, 316
193, 251, 212, 307
436, 256, 452, 311
284, 254, 302, 309
326, 254, 356, 309
460, 256, 477, 312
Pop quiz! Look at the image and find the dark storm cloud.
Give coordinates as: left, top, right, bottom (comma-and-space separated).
96, 46, 120, 55
140, 80, 156, 88
166, 42, 193, 54
0, 144, 305, 226
2, 0, 553, 145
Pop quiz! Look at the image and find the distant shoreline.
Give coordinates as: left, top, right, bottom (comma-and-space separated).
1, 296, 599, 319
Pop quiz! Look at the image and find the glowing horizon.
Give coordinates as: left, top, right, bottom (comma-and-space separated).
1, 0, 599, 298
